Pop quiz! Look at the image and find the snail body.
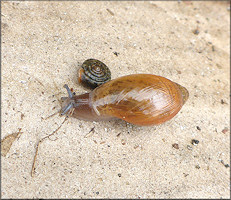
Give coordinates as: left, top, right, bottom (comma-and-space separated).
61, 74, 189, 126
78, 59, 111, 89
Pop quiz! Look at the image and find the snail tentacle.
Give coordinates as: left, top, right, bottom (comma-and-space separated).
61, 103, 73, 115
60, 84, 76, 115
64, 84, 74, 98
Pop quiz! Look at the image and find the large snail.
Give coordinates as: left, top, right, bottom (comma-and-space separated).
61, 60, 189, 126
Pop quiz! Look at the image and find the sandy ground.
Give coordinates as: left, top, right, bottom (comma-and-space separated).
1, 1, 230, 199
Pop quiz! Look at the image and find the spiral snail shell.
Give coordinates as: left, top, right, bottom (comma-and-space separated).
78, 59, 111, 89
61, 74, 189, 126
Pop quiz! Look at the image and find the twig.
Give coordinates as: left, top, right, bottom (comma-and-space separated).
31, 117, 68, 177
31, 139, 42, 177
84, 127, 95, 138
44, 110, 60, 120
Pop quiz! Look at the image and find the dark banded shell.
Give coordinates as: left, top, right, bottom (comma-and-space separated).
78, 59, 111, 89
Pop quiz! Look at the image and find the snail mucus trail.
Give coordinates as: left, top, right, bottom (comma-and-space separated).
60, 59, 189, 126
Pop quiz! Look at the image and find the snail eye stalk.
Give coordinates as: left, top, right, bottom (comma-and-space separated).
61, 103, 73, 115
64, 84, 74, 98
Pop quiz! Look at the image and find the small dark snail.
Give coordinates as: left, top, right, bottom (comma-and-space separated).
78, 59, 111, 89
61, 74, 189, 126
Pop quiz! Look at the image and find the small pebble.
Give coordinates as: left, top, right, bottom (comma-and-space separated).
113, 52, 119, 56
220, 99, 227, 104
192, 139, 199, 146
134, 144, 142, 149
20, 80, 27, 84
183, 173, 189, 177
172, 143, 179, 149
116, 132, 121, 137
21, 113, 25, 120
106, 8, 114, 16
192, 29, 199, 35
219, 159, 230, 168
187, 145, 193, 150
195, 164, 200, 169
221, 127, 229, 134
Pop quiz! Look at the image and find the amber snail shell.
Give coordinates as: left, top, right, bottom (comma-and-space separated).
78, 59, 111, 89
61, 74, 189, 126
